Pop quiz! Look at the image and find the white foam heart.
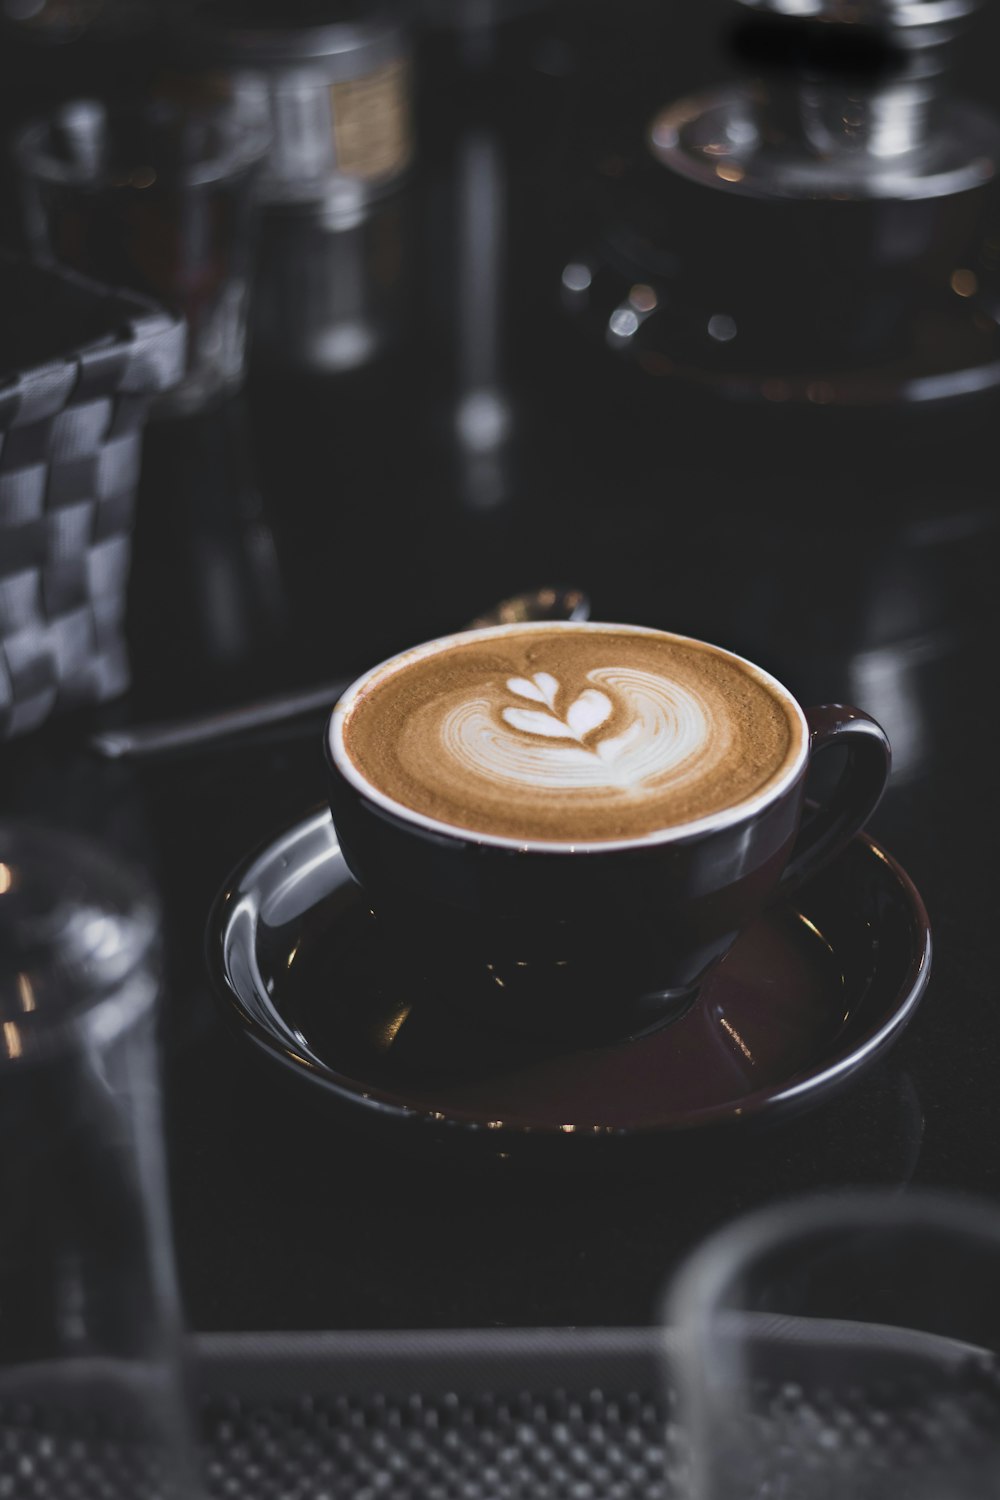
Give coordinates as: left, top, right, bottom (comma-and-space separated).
502, 706, 573, 738
566, 688, 611, 738
532, 672, 559, 707
506, 677, 547, 704
442, 665, 719, 794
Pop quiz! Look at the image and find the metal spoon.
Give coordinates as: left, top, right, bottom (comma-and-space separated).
89, 586, 591, 760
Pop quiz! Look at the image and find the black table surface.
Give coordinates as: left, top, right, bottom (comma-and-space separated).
3, 0, 1000, 1334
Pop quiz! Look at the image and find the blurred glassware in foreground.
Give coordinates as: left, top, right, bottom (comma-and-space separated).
564, 0, 1000, 405
180, 0, 412, 214
14, 94, 267, 416
0, 252, 183, 740
666, 1190, 1000, 1500
0, 823, 202, 1499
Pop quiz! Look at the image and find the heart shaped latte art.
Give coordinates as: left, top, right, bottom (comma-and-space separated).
439, 667, 718, 793
502, 674, 613, 741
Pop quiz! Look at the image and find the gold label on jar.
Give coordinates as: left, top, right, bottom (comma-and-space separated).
331, 59, 412, 183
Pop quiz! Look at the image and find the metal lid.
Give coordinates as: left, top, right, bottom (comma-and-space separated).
732, 0, 980, 44
15, 96, 271, 191
192, 0, 406, 73
733, 0, 978, 22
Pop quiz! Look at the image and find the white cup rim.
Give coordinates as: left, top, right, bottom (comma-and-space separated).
328, 621, 810, 854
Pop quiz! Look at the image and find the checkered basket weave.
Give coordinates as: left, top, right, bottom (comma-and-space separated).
0, 252, 185, 739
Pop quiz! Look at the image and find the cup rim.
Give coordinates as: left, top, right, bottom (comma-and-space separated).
327, 621, 810, 854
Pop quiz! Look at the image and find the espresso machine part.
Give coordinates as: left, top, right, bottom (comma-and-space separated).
650, 0, 999, 203
564, 0, 1000, 405
191, 1, 412, 213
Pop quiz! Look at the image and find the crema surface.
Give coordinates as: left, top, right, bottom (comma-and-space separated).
339, 627, 802, 843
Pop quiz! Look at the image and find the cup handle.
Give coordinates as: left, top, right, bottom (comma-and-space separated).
776, 704, 891, 899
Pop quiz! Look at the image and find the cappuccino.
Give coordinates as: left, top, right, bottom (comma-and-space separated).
332, 624, 805, 846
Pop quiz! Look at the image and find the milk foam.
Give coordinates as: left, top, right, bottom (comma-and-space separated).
444, 667, 719, 794
333, 624, 806, 848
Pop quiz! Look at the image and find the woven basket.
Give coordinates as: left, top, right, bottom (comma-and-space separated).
0, 253, 185, 739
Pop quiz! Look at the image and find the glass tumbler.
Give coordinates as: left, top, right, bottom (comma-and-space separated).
15, 96, 268, 416
0, 823, 202, 1498
666, 1190, 1000, 1500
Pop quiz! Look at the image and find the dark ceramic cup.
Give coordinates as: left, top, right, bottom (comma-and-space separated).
325, 624, 890, 1047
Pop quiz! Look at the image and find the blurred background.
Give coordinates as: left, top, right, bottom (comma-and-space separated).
2, 0, 999, 727
2, 0, 1000, 1333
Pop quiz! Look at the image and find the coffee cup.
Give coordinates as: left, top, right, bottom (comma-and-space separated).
325, 622, 890, 1046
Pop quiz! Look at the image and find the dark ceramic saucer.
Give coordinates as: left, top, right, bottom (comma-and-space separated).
208, 809, 930, 1158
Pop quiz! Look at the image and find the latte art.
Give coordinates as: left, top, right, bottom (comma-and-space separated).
334, 624, 805, 845
446, 668, 718, 793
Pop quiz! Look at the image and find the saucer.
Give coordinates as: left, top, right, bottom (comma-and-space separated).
208, 809, 930, 1157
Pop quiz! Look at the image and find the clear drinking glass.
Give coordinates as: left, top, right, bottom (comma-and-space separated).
15, 96, 268, 416
666, 1191, 1000, 1500
0, 823, 202, 1498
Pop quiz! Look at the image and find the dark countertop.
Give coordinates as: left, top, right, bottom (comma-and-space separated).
2, 0, 1000, 1333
